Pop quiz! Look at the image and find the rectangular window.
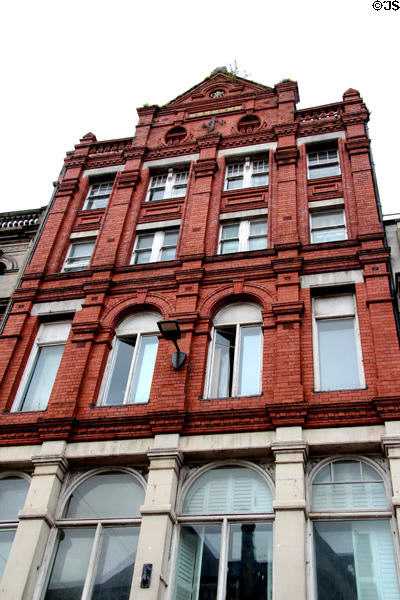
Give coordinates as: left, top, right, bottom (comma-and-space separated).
131, 229, 179, 264
45, 526, 139, 600
147, 169, 189, 201
225, 156, 269, 190
102, 334, 158, 405
62, 240, 95, 272
307, 146, 340, 179
174, 522, 272, 600
83, 180, 114, 210
219, 219, 267, 254
310, 208, 347, 243
207, 324, 262, 398
313, 520, 400, 600
12, 321, 71, 412
313, 294, 365, 391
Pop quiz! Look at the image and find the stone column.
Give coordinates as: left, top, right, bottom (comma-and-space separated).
130, 434, 183, 600
0, 441, 68, 600
271, 427, 308, 600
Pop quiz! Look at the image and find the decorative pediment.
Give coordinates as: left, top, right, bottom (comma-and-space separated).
166, 68, 274, 109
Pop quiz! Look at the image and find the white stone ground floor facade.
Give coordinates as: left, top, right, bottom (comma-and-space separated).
2, 423, 400, 600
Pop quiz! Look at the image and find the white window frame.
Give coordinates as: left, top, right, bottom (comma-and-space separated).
169, 462, 274, 600
98, 312, 160, 406
218, 218, 268, 254
224, 156, 269, 191
204, 303, 263, 399
146, 168, 189, 201
33, 468, 145, 600
130, 228, 179, 264
62, 239, 95, 273
312, 293, 365, 392
307, 146, 340, 180
83, 180, 114, 210
0, 472, 30, 581
307, 458, 400, 600
309, 203, 347, 243
11, 321, 71, 412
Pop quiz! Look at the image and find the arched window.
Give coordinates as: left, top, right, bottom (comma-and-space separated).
100, 311, 160, 405
0, 475, 30, 579
204, 303, 263, 398
174, 465, 273, 600
44, 470, 145, 600
311, 459, 400, 600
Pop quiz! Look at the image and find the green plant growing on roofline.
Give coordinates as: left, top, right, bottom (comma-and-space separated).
279, 78, 293, 83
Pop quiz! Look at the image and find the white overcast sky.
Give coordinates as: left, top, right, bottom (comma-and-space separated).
1, 0, 399, 215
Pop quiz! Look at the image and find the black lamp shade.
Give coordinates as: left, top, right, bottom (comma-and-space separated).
157, 320, 181, 342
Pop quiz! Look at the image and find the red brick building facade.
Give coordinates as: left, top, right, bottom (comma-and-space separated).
1, 70, 400, 600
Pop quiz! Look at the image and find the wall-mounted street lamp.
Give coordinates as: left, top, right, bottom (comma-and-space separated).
157, 320, 187, 370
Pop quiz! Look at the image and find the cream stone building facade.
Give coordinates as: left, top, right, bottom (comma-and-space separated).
1, 423, 400, 600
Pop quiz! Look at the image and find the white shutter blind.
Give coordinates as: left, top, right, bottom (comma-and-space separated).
354, 521, 400, 600
183, 467, 272, 514
312, 462, 388, 511
174, 528, 199, 600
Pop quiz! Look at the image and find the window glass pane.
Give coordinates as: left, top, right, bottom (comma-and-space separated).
249, 221, 268, 236
91, 527, 139, 600
70, 242, 94, 258
318, 318, 360, 390
160, 247, 176, 261
183, 466, 272, 514
238, 326, 262, 396
0, 530, 15, 581
136, 235, 154, 250
174, 525, 220, 600
221, 240, 239, 254
333, 461, 361, 482
314, 521, 400, 600
21, 344, 65, 411
248, 236, 267, 251
65, 473, 144, 519
149, 188, 165, 201
128, 335, 158, 403
44, 528, 95, 600
363, 464, 383, 482
134, 251, 152, 264
163, 230, 179, 246
312, 210, 344, 229
312, 227, 346, 243
171, 184, 187, 197
309, 164, 340, 179
226, 178, 243, 190
103, 339, 135, 406
227, 523, 272, 600
0, 476, 29, 520
209, 328, 235, 398
251, 173, 268, 187
314, 465, 331, 484
222, 224, 240, 240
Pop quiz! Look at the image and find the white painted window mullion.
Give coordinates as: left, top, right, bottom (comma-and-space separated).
243, 157, 251, 187
152, 231, 164, 262
232, 324, 241, 396
216, 518, 229, 600
165, 169, 175, 199
81, 523, 103, 600
123, 335, 140, 404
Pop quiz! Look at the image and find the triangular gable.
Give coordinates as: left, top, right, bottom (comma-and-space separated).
166, 69, 274, 109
